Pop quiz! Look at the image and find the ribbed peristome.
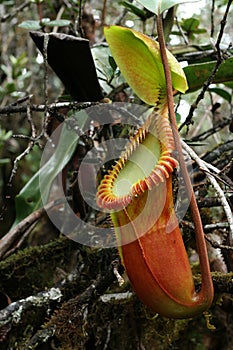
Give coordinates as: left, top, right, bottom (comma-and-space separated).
97, 104, 178, 210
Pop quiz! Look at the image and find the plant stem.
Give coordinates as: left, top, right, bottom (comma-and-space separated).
156, 9, 214, 305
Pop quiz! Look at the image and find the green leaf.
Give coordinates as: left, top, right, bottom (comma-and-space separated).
108, 56, 117, 72
91, 45, 123, 94
184, 57, 233, 93
224, 81, 233, 89
0, 129, 12, 143
104, 26, 188, 105
135, 0, 199, 15
46, 19, 71, 27
176, 112, 181, 124
18, 20, 41, 30
12, 110, 89, 227
209, 87, 232, 103
181, 18, 200, 32
6, 82, 16, 94
181, 18, 206, 38
120, 1, 153, 20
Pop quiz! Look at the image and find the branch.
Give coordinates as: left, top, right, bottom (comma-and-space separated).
76, 0, 84, 37
101, 0, 108, 26
190, 141, 233, 191
114, 0, 133, 25
179, 0, 232, 131
0, 199, 65, 259
182, 140, 233, 244
0, 1, 30, 22
0, 101, 96, 116
205, 233, 233, 251
0, 288, 62, 327
210, 0, 216, 37
197, 197, 222, 208
190, 116, 232, 142
0, 255, 87, 329
200, 165, 233, 189
182, 220, 230, 236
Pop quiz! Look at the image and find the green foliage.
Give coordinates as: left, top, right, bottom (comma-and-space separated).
120, 1, 154, 20
0, 238, 77, 300
18, 19, 71, 30
135, 0, 199, 14
0, 1, 232, 348
104, 26, 188, 105
0, 0, 14, 3
92, 45, 122, 94
184, 57, 233, 92
20, 146, 42, 185
0, 53, 31, 99
180, 18, 206, 40
12, 110, 89, 227
0, 128, 12, 146
209, 87, 232, 103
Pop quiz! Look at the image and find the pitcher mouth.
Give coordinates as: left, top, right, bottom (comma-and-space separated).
96, 108, 178, 211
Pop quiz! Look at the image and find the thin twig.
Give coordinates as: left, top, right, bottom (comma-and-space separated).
27, 97, 37, 139
182, 140, 233, 244
0, 1, 30, 22
75, 0, 84, 37
107, 82, 129, 100
52, 5, 65, 33
194, 154, 233, 190
205, 234, 233, 251
175, 16, 189, 45
41, 34, 51, 141
2, 221, 38, 259
197, 197, 222, 208
6, 101, 38, 188
7, 95, 33, 107
114, 0, 133, 25
182, 220, 230, 234
179, 0, 232, 131
190, 116, 232, 141
210, 0, 215, 37
101, 0, 108, 26
7, 141, 35, 186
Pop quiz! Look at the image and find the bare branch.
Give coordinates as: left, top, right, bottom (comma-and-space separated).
205, 233, 233, 251
0, 199, 65, 259
182, 140, 233, 244
0, 101, 96, 116
190, 116, 232, 142
210, 0, 215, 37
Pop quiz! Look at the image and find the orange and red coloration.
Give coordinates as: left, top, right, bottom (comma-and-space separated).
97, 105, 213, 318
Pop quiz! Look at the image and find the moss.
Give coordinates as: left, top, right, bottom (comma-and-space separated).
0, 237, 79, 301
68, 294, 191, 350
